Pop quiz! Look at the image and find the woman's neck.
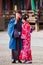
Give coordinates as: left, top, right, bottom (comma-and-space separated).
23, 20, 26, 24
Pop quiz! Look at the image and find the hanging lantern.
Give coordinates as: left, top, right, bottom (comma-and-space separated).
14, 5, 18, 11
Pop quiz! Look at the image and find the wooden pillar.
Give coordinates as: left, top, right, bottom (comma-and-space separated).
8, 0, 11, 14
0, 0, 2, 16
38, 0, 40, 9
21, 0, 24, 10
26, 0, 31, 10
40, 0, 42, 7
35, 20, 39, 32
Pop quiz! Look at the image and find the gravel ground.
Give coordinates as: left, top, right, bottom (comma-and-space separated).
0, 31, 43, 65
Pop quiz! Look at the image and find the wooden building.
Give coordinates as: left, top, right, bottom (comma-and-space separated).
0, 0, 41, 15
0, 0, 43, 31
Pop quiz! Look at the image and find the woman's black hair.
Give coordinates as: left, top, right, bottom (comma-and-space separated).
22, 14, 29, 20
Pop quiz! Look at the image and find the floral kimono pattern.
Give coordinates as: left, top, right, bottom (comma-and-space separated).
19, 22, 32, 61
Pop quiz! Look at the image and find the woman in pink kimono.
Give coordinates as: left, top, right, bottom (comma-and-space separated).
19, 14, 32, 63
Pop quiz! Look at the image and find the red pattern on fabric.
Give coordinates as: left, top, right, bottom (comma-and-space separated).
19, 22, 32, 61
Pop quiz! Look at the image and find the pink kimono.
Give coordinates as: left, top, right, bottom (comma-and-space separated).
19, 22, 32, 61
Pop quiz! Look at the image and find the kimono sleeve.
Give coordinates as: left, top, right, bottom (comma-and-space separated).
27, 24, 34, 33
27, 24, 31, 33
8, 19, 15, 38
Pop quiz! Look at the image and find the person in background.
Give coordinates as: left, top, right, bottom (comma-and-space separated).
19, 14, 32, 64
8, 10, 22, 63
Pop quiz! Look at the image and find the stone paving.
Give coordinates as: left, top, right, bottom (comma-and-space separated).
0, 31, 43, 65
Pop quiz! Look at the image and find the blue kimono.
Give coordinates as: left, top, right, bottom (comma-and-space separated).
8, 18, 22, 50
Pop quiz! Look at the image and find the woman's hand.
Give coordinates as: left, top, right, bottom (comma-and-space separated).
21, 34, 26, 39
30, 28, 35, 33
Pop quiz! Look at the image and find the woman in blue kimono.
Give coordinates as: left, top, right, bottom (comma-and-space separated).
8, 11, 22, 63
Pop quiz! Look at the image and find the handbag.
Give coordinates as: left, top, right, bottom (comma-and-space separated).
14, 29, 20, 38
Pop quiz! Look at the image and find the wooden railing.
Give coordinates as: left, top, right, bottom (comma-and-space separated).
0, 10, 43, 31
21, 10, 39, 31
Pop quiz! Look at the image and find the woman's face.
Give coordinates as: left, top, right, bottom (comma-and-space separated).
22, 19, 26, 23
